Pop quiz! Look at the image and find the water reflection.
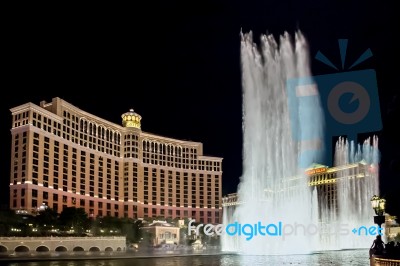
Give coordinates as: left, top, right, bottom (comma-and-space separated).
4, 249, 369, 266
238, 249, 369, 266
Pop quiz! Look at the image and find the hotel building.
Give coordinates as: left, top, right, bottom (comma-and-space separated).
222, 162, 377, 221
306, 162, 377, 219
9, 97, 223, 224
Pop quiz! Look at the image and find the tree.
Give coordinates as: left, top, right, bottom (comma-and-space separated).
120, 218, 135, 243
395, 233, 400, 244
0, 210, 32, 236
35, 207, 59, 235
131, 219, 145, 243
94, 215, 125, 235
59, 207, 89, 235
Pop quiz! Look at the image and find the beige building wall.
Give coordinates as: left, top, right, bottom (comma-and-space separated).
222, 163, 377, 223
9, 97, 223, 224
307, 162, 376, 220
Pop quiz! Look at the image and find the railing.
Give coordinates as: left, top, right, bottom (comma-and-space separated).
0, 236, 126, 240
371, 255, 400, 266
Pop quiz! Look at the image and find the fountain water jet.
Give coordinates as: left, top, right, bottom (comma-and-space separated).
335, 136, 380, 248
221, 30, 380, 255
221, 31, 324, 255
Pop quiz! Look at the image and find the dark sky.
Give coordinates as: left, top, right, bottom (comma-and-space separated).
2, 1, 399, 217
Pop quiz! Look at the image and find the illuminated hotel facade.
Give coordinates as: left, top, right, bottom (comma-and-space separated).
305, 162, 376, 218
222, 162, 376, 220
9, 97, 223, 224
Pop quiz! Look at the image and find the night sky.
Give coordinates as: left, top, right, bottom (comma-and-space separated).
2, 1, 399, 218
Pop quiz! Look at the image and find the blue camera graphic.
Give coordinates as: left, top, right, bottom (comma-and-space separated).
286, 39, 382, 167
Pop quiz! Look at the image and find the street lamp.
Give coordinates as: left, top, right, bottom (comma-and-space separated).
379, 198, 386, 214
370, 195, 386, 228
371, 195, 380, 212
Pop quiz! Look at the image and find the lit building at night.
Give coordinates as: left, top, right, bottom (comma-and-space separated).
305, 162, 377, 220
222, 162, 377, 221
9, 97, 223, 223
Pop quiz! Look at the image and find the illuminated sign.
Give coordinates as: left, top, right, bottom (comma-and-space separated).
306, 167, 327, 175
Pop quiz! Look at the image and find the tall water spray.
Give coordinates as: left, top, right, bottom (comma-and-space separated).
314, 136, 380, 250
335, 136, 380, 248
221, 30, 380, 255
221, 31, 325, 255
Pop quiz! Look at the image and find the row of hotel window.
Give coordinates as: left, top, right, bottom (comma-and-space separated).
12, 190, 220, 222
15, 110, 208, 159
13, 117, 221, 170
13, 189, 220, 209
13, 188, 219, 209
13, 132, 221, 186
16, 109, 213, 161
13, 134, 220, 206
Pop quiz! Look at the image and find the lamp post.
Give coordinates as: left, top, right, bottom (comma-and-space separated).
370, 195, 386, 229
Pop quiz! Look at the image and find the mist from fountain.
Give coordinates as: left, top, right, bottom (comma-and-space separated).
335, 136, 380, 248
221, 31, 324, 255
221, 30, 380, 255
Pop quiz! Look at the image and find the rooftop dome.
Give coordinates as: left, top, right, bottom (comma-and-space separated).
121, 108, 142, 129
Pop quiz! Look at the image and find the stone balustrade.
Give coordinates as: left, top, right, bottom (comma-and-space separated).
0, 236, 126, 253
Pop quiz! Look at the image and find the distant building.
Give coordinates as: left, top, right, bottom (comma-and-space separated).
385, 215, 400, 241
222, 162, 377, 221
306, 162, 377, 219
140, 220, 180, 246
9, 97, 223, 223
221, 193, 239, 207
